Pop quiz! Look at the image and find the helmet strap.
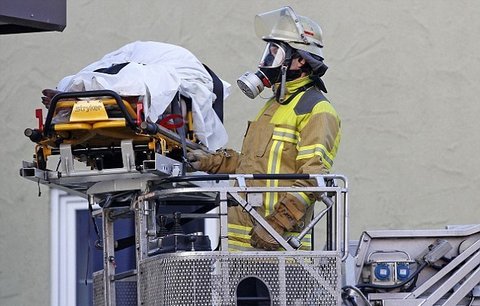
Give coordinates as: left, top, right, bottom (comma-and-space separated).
277, 65, 288, 102
273, 43, 298, 103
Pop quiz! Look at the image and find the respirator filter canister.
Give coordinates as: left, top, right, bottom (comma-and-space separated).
237, 70, 271, 99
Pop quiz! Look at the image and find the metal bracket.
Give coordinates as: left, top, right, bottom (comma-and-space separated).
120, 140, 135, 171
59, 143, 74, 175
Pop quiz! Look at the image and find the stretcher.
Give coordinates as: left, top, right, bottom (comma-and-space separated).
24, 89, 211, 171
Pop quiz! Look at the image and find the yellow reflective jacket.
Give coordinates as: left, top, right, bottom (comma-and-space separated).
206, 76, 341, 251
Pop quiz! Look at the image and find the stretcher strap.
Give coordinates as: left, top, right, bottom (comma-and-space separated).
203, 64, 224, 122
171, 93, 187, 175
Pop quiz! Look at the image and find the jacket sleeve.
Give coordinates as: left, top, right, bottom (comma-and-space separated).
292, 101, 341, 203
202, 149, 241, 174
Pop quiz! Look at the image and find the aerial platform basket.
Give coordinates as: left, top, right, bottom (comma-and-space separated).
88, 173, 348, 306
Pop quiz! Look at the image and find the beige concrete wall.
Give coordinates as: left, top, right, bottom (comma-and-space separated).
1, 1, 480, 305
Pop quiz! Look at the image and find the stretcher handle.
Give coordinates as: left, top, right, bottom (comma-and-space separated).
43, 90, 137, 135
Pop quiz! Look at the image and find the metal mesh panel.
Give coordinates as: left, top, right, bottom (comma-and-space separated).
93, 271, 137, 306
93, 271, 105, 306
116, 280, 138, 306
139, 251, 341, 306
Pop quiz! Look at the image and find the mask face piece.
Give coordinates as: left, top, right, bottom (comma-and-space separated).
237, 42, 292, 99
259, 42, 286, 68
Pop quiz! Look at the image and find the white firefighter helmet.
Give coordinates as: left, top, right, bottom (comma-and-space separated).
254, 6, 324, 58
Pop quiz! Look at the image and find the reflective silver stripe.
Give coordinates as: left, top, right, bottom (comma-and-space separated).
266, 140, 284, 214
228, 230, 251, 241
228, 241, 256, 251
228, 223, 252, 232
272, 128, 298, 143
228, 223, 252, 241
288, 191, 311, 206
297, 144, 334, 168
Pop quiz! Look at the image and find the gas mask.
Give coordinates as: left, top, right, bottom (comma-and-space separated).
237, 42, 297, 100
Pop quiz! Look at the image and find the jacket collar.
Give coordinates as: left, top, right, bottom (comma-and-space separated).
272, 76, 313, 102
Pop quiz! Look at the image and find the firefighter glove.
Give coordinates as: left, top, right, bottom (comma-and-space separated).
250, 193, 308, 250
250, 214, 285, 250
186, 149, 211, 171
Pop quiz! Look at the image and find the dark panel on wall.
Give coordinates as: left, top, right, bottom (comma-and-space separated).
0, 0, 66, 34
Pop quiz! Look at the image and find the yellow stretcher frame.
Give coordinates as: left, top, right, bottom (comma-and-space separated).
26, 89, 202, 170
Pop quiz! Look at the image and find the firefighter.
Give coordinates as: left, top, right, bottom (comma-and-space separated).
187, 6, 341, 251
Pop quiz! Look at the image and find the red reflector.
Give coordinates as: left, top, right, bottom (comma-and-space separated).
136, 102, 144, 126
304, 30, 314, 36
35, 108, 44, 131
261, 77, 271, 87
